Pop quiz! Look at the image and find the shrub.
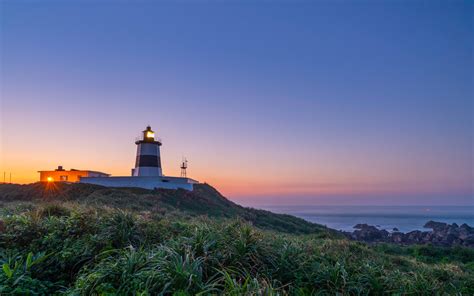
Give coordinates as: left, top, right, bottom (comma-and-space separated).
37, 203, 71, 218
0, 251, 54, 295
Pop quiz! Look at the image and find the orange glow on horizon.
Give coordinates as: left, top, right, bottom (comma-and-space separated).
3, 165, 472, 200
2, 124, 471, 202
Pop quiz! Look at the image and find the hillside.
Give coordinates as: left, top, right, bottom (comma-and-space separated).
0, 182, 332, 235
1, 183, 473, 295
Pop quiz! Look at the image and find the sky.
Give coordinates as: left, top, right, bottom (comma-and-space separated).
0, 0, 472, 206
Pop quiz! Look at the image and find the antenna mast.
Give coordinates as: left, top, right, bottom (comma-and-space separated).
180, 158, 188, 178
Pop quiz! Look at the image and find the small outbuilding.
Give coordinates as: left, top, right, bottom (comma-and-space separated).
38, 166, 110, 182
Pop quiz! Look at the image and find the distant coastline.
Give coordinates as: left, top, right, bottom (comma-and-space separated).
254, 205, 474, 233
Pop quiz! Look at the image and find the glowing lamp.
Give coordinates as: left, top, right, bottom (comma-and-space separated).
146, 131, 155, 139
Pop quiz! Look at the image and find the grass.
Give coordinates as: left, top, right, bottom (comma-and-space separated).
0, 204, 473, 295
0, 183, 334, 235
0, 183, 473, 295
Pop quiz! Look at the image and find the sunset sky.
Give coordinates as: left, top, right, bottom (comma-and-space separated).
1, 1, 472, 205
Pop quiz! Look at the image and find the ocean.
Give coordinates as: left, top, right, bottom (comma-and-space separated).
258, 205, 474, 232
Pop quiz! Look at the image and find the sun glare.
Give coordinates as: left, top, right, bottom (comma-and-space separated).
47, 177, 53, 182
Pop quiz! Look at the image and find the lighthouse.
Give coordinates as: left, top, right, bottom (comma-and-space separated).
76, 125, 197, 190
131, 126, 163, 176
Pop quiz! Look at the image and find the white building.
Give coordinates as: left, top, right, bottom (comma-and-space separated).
80, 126, 198, 190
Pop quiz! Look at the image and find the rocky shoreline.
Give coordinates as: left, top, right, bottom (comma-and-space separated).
343, 220, 474, 247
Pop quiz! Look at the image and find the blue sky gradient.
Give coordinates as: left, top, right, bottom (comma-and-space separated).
1, 1, 472, 205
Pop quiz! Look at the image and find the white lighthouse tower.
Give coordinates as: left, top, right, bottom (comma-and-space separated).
131, 126, 163, 176
80, 125, 198, 190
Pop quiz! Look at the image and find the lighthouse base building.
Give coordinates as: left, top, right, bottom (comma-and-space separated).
80, 175, 197, 191
40, 126, 198, 191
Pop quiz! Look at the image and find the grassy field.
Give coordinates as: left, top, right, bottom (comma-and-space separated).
0, 183, 334, 235
0, 183, 473, 295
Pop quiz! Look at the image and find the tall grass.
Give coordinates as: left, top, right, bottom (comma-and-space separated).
0, 205, 473, 295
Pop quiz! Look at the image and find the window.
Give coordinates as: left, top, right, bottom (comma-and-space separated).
60, 175, 68, 181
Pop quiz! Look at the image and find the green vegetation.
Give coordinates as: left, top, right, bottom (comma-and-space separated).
374, 243, 474, 265
0, 183, 332, 235
0, 183, 473, 295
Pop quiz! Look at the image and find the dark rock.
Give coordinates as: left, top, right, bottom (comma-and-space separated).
459, 230, 472, 240
406, 230, 423, 243
351, 223, 389, 242
346, 220, 474, 248
445, 233, 458, 244
463, 234, 474, 245
424, 220, 448, 231
392, 227, 399, 231
460, 223, 473, 232
390, 232, 404, 243
354, 223, 371, 229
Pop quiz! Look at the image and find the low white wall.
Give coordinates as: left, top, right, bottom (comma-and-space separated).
80, 176, 194, 191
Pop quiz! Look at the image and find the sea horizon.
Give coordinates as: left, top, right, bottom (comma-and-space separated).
244, 204, 474, 233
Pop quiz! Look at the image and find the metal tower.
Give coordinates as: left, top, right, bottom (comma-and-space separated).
180, 158, 188, 178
